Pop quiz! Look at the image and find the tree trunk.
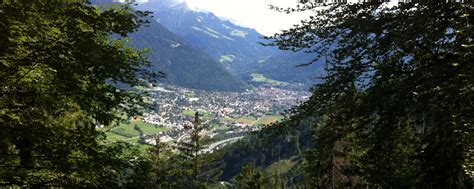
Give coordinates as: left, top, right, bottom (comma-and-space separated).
17, 137, 34, 170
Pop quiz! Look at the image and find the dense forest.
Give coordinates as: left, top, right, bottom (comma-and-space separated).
0, 0, 473, 188
265, 1, 474, 188
128, 12, 249, 92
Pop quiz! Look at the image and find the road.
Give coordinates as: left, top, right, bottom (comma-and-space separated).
201, 136, 244, 153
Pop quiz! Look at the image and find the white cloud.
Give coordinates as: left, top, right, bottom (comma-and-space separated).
117, 0, 150, 3
183, 0, 312, 36
182, 0, 403, 35
130, 0, 401, 35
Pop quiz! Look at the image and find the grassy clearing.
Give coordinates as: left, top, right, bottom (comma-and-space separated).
110, 125, 140, 137
105, 132, 129, 142
235, 116, 257, 125
251, 73, 288, 86
139, 124, 169, 134
265, 159, 297, 175
102, 116, 159, 154
219, 54, 236, 63
123, 137, 140, 143
183, 110, 213, 120
225, 115, 282, 126
215, 125, 231, 131
128, 118, 169, 134
255, 115, 284, 125
223, 116, 238, 122
183, 110, 196, 116
107, 118, 169, 140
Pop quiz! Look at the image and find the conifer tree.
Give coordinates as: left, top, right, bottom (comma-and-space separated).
236, 164, 266, 189
173, 112, 210, 188
267, 1, 474, 188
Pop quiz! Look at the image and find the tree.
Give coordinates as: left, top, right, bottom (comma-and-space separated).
146, 135, 173, 189
0, 0, 156, 187
235, 164, 267, 189
301, 81, 366, 188
267, 0, 473, 188
172, 112, 213, 188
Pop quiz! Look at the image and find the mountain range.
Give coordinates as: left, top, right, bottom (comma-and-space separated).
130, 15, 250, 91
135, 0, 275, 71
134, 0, 324, 89
95, 0, 323, 91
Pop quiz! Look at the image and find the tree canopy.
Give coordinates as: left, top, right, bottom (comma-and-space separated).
267, 1, 474, 188
0, 0, 156, 187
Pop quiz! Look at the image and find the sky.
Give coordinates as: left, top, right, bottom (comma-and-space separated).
126, 0, 313, 35
183, 0, 312, 35
130, 0, 398, 35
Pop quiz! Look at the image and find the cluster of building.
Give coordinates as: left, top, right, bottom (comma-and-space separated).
138, 84, 309, 151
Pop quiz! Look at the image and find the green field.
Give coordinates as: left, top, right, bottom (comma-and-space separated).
215, 125, 231, 131
123, 137, 141, 143
226, 115, 283, 126
105, 132, 129, 142
254, 115, 284, 125
183, 110, 214, 120
110, 125, 141, 137
183, 110, 196, 116
251, 73, 288, 86
137, 123, 168, 135
106, 118, 170, 141
234, 116, 257, 125
103, 118, 170, 153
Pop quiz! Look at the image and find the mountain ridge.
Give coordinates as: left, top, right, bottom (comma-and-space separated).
91, 0, 249, 92
130, 16, 250, 91
135, 0, 324, 86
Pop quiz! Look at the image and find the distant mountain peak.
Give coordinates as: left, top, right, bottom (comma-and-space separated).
129, 16, 249, 91
135, 0, 322, 86
138, 0, 189, 11
169, 1, 189, 10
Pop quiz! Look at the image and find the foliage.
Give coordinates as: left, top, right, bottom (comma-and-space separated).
164, 112, 224, 188
234, 164, 266, 189
267, 0, 474, 188
0, 0, 155, 187
218, 118, 313, 187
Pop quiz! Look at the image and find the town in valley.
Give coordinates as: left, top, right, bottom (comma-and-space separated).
103, 84, 310, 152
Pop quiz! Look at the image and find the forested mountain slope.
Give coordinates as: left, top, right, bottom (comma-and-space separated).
94, 0, 249, 92
135, 0, 324, 86
216, 117, 315, 186
130, 16, 249, 91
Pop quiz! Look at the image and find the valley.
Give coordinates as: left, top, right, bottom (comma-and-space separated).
2, 0, 471, 188
103, 84, 310, 153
